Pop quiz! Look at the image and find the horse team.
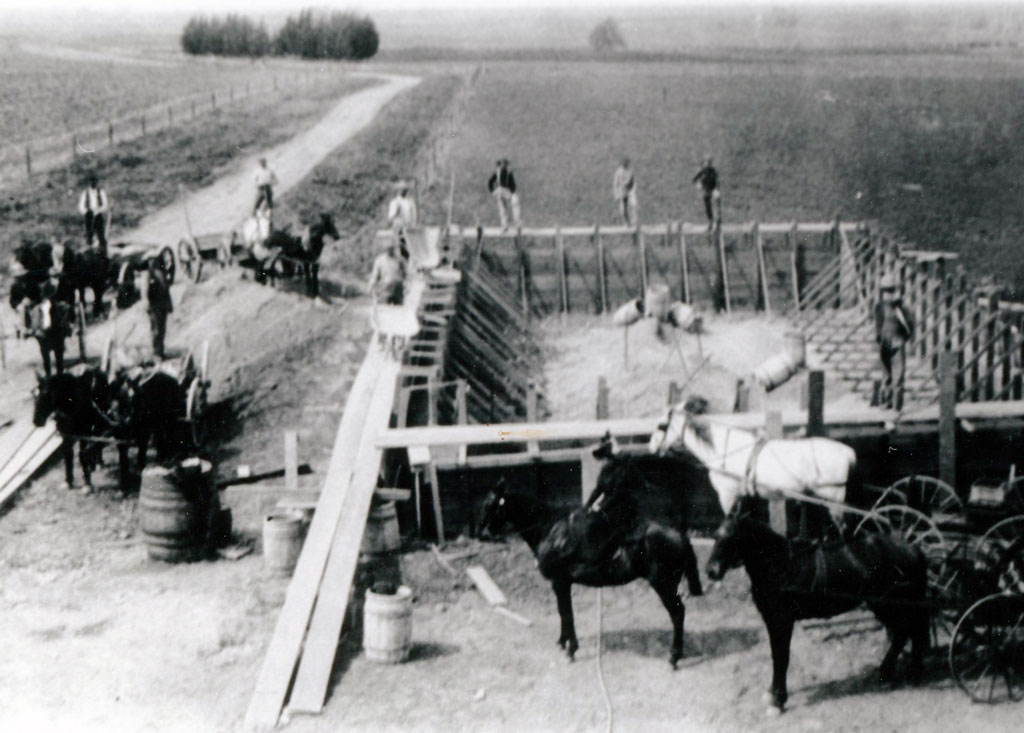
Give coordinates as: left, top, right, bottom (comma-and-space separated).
477, 400, 929, 716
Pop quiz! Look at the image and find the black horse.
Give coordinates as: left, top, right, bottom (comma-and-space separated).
706, 495, 929, 715
478, 451, 704, 669
9, 241, 55, 313
265, 212, 339, 298
27, 295, 72, 377
33, 367, 116, 490
110, 369, 186, 489
61, 242, 112, 318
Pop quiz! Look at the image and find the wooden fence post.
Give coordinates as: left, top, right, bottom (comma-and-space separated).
678, 222, 691, 304
717, 225, 731, 314
754, 221, 770, 313
140, 115, 146, 136
596, 377, 610, 420
939, 351, 956, 487
25, 147, 31, 177
555, 226, 568, 315
526, 381, 539, 454
108, 123, 114, 146
211, 92, 216, 108
807, 370, 825, 437
637, 224, 649, 295
595, 224, 608, 314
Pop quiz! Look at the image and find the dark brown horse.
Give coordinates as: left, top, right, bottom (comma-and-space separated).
706, 495, 929, 715
478, 453, 704, 668
109, 369, 187, 490
264, 212, 339, 297
61, 241, 112, 318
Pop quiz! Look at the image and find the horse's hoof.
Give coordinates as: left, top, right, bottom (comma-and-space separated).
79, 485, 93, 496
689, 585, 704, 597
766, 705, 783, 718
63, 482, 75, 491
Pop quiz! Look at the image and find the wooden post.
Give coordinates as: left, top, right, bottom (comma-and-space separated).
456, 380, 468, 465
24, 147, 31, 177
733, 379, 750, 413
595, 225, 608, 314
939, 351, 956, 487
754, 222, 771, 313
678, 222, 691, 304
765, 410, 786, 534
526, 381, 539, 454
211, 92, 216, 108
555, 226, 568, 315
718, 225, 732, 314
668, 381, 681, 406
108, 123, 114, 146
788, 222, 800, 310
807, 370, 825, 437
637, 225, 649, 296
596, 377, 610, 420
284, 431, 298, 491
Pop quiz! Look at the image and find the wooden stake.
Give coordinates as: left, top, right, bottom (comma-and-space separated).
807, 370, 825, 437
718, 225, 732, 314
596, 377, 610, 420
939, 351, 956, 487
556, 226, 568, 315
754, 222, 771, 314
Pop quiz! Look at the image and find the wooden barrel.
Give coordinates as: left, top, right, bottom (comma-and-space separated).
139, 459, 214, 563
361, 501, 401, 557
612, 298, 643, 326
645, 284, 671, 320
752, 352, 799, 392
363, 585, 413, 663
263, 511, 307, 576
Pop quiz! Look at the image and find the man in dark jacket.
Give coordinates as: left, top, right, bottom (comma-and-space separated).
147, 259, 173, 360
692, 157, 720, 229
874, 272, 915, 410
487, 159, 521, 229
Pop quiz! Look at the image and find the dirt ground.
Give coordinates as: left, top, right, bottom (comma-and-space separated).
2, 66, 1022, 733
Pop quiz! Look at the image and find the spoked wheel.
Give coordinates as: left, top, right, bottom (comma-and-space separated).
855, 505, 949, 590
949, 593, 1024, 703
877, 475, 964, 523
1002, 478, 1024, 517
159, 245, 177, 285
976, 517, 1024, 588
177, 238, 202, 283
186, 377, 208, 449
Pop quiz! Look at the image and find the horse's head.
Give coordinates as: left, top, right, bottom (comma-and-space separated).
477, 478, 512, 540
592, 431, 618, 460
706, 496, 771, 580
319, 213, 340, 241
649, 395, 712, 456
32, 371, 58, 427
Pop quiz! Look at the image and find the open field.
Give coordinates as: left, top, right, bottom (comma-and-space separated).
448, 55, 1024, 296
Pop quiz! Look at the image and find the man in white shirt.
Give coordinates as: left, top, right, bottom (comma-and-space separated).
253, 157, 278, 216
387, 185, 418, 260
368, 242, 406, 305
613, 158, 637, 226
78, 174, 110, 251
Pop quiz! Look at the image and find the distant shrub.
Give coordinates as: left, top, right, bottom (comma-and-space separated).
275, 9, 379, 60
589, 18, 626, 53
181, 14, 271, 58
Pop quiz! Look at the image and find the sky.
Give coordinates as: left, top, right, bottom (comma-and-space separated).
5, 0, 1015, 12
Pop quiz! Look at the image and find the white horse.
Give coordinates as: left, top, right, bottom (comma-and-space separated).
241, 205, 274, 260
649, 396, 859, 518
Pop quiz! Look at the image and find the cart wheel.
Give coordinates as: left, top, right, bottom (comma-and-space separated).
855, 505, 948, 589
159, 245, 177, 285
177, 238, 202, 283
180, 348, 196, 386
995, 537, 1024, 596
101, 332, 115, 378
1003, 477, 1024, 516
949, 593, 1024, 703
116, 261, 140, 310
977, 516, 1024, 577
878, 475, 964, 522
186, 377, 208, 448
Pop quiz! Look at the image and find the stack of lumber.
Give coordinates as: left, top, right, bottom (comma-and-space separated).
0, 419, 61, 510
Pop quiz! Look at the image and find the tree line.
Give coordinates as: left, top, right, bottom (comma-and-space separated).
181, 10, 379, 60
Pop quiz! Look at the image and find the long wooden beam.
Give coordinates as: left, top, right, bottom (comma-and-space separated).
376, 400, 1024, 449
448, 222, 870, 239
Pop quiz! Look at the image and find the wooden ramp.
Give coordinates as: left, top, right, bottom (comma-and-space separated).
245, 282, 424, 730
0, 418, 61, 511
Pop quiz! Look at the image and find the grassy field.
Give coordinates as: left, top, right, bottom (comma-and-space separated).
447, 55, 1024, 295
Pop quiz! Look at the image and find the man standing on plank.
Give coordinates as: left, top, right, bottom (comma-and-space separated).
487, 158, 521, 230
874, 272, 914, 411
253, 157, 278, 216
692, 157, 720, 230
613, 157, 638, 226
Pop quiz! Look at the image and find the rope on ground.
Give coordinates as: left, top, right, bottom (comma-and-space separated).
595, 587, 614, 733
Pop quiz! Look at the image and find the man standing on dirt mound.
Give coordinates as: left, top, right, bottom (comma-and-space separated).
78, 173, 110, 252
692, 156, 720, 230
253, 157, 278, 216
875, 272, 914, 411
613, 157, 638, 226
147, 258, 173, 360
487, 158, 521, 230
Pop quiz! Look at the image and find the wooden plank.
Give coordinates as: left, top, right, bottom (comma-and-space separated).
678, 222, 691, 304
427, 461, 445, 541
556, 226, 568, 314
595, 225, 608, 314
0, 430, 62, 509
754, 222, 770, 313
717, 227, 731, 314
939, 352, 956, 487
243, 346, 384, 731
0, 420, 36, 477
807, 371, 826, 437
286, 358, 400, 716
466, 565, 508, 606
0, 422, 56, 492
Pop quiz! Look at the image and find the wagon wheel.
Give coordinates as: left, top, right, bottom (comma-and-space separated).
977, 518, 1024, 595
949, 593, 1024, 703
855, 505, 949, 591
186, 377, 208, 448
876, 475, 964, 523
116, 261, 140, 310
177, 237, 202, 284
1002, 477, 1024, 516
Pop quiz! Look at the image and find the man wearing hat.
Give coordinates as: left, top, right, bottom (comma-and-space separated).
487, 159, 521, 229
387, 183, 418, 260
874, 272, 915, 410
692, 156, 720, 230
253, 157, 278, 216
368, 241, 406, 306
613, 157, 637, 226
78, 173, 110, 252
147, 258, 173, 360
